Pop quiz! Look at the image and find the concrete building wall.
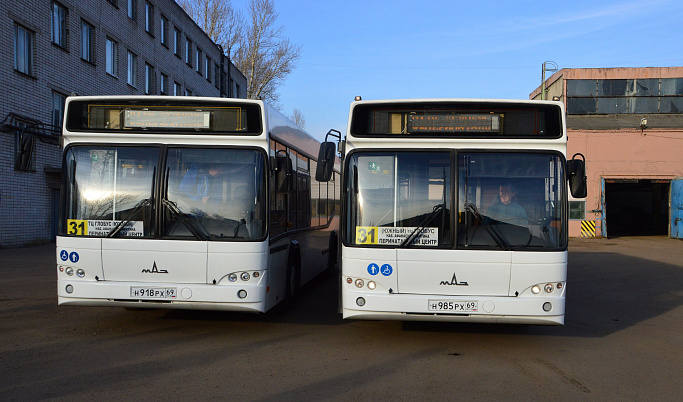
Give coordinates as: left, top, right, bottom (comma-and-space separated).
1, 0, 247, 247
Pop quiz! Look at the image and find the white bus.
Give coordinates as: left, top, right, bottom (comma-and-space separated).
57, 96, 339, 312
316, 98, 586, 325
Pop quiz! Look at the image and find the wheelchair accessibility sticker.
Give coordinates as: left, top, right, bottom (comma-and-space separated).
367, 263, 393, 276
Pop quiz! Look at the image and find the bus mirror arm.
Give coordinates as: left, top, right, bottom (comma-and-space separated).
315, 129, 342, 183
567, 153, 587, 198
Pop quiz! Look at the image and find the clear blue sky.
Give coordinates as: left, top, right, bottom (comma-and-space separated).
231, 0, 683, 142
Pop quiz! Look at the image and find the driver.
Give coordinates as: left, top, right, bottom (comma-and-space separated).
486, 183, 528, 225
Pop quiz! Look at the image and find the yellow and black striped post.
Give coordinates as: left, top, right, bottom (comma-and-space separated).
581, 220, 596, 237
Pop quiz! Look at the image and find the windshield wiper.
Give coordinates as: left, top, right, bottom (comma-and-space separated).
161, 199, 209, 241
107, 197, 153, 238
399, 203, 446, 248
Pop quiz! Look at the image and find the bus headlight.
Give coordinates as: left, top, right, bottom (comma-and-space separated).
531, 285, 541, 294
241, 272, 250, 281
544, 283, 554, 293
76, 269, 85, 278
65, 267, 74, 276
355, 279, 364, 288
228, 273, 237, 282
367, 281, 376, 290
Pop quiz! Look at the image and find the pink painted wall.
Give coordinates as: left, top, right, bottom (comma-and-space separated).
567, 128, 683, 237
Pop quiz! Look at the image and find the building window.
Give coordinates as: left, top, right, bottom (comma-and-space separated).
106, 37, 118, 76
51, 2, 68, 48
160, 73, 168, 94
174, 28, 181, 56
569, 201, 586, 220
145, 63, 154, 94
14, 24, 33, 75
205, 56, 211, 80
145, 2, 154, 34
128, 0, 137, 20
160, 16, 168, 46
185, 88, 192, 96
196, 48, 202, 73
14, 118, 35, 172
567, 78, 683, 115
185, 38, 192, 65
235, 83, 240, 98
81, 20, 94, 63
107, 0, 118, 6
127, 51, 137, 86
173, 81, 181, 96
52, 92, 66, 127
214, 63, 220, 88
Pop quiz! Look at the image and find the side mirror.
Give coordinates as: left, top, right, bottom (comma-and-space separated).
315, 142, 336, 182
275, 154, 293, 193
567, 153, 587, 198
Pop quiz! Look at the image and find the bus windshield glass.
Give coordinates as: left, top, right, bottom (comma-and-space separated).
62, 146, 267, 240
165, 148, 266, 239
346, 152, 453, 247
63, 146, 159, 237
458, 152, 565, 250
350, 101, 562, 138
345, 151, 566, 250
65, 99, 262, 134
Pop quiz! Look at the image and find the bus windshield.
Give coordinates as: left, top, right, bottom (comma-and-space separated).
345, 151, 566, 250
165, 148, 266, 239
62, 146, 266, 240
63, 146, 159, 237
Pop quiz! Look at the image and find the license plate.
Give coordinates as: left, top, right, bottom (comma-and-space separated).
130, 287, 177, 299
428, 300, 478, 312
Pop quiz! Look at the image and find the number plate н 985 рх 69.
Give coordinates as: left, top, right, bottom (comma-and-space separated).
428, 300, 478, 312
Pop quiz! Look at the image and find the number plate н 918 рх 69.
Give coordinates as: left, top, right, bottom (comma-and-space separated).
130, 287, 177, 299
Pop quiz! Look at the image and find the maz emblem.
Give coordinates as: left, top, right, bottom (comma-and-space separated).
141, 262, 168, 274
440, 273, 468, 286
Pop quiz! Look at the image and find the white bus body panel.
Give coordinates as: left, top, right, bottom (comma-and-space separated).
57, 236, 270, 312
341, 245, 567, 325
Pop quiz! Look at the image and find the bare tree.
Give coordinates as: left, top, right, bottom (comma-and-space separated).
177, 0, 242, 58
178, 0, 301, 106
290, 108, 306, 129
234, 0, 302, 105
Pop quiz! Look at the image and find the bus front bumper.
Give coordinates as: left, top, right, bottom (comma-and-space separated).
342, 291, 565, 325
58, 279, 269, 312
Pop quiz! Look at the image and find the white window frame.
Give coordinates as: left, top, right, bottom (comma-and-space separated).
81, 20, 94, 63
106, 37, 118, 76
51, 2, 67, 48
127, 51, 137, 86
14, 24, 33, 75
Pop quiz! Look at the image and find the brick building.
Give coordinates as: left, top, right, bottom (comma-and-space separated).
530, 67, 683, 239
1, 0, 247, 247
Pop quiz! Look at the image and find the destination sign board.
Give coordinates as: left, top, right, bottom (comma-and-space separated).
407, 113, 501, 133
124, 110, 211, 129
